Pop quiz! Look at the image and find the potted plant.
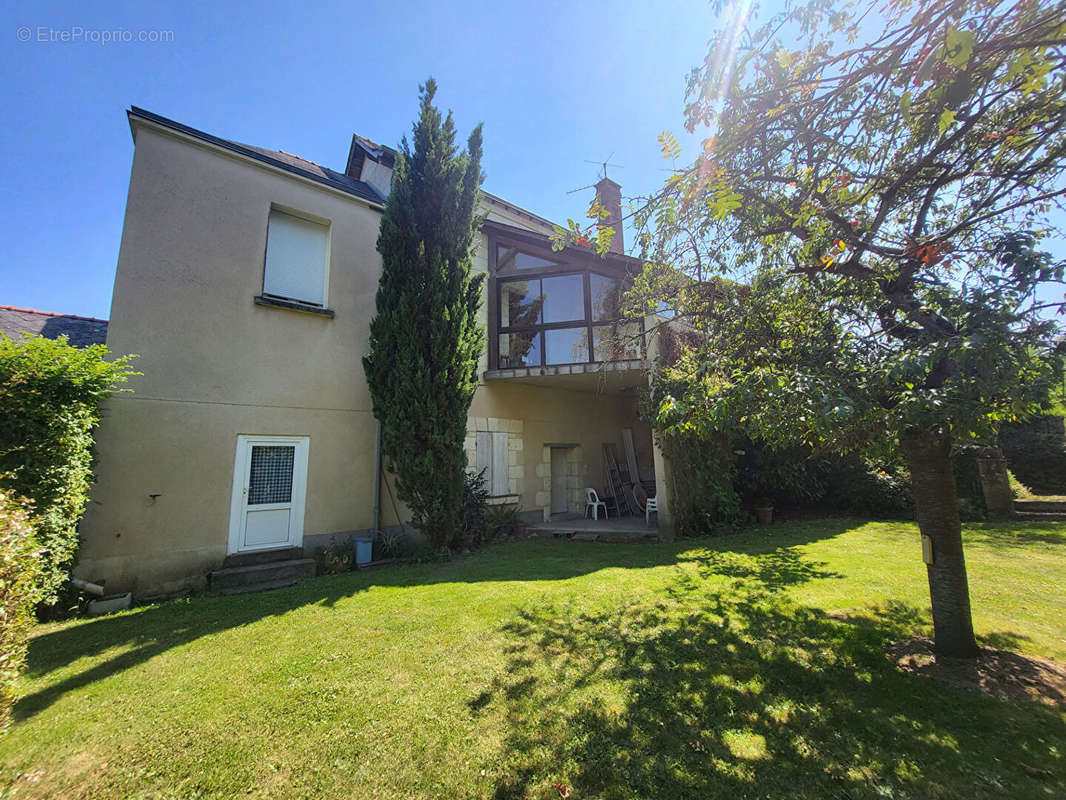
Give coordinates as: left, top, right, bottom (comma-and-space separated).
753, 496, 774, 525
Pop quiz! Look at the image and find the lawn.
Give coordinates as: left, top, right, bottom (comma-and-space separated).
2, 519, 1065, 799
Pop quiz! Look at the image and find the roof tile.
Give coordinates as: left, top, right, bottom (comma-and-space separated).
0, 305, 108, 347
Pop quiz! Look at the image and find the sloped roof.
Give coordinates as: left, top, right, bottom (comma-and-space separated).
128, 107, 388, 206
0, 305, 108, 347
127, 108, 596, 245
352, 133, 397, 162
236, 141, 387, 203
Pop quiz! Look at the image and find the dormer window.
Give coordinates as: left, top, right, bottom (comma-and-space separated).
493, 238, 642, 369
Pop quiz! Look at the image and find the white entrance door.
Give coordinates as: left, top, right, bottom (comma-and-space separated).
227, 435, 309, 553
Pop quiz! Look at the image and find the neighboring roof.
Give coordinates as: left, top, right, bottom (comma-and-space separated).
481, 191, 560, 234
0, 305, 108, 347
127, 107, 387, 207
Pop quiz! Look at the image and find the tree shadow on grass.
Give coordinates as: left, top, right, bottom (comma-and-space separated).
474, 547, 1066, 800
13, 575, 366, 722
963, 521, 1066, 549
14, 520, 861, 723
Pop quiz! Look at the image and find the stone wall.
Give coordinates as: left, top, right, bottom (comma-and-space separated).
464, 416, 525, 498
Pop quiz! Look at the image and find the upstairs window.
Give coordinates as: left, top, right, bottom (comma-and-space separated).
262, 208, 330, 307
495, 243, 641, 368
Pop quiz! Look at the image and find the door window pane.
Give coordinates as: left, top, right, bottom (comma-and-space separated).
499, 332, 542, 367
500, 280, 542, 327
592, 322, 642, 361
248, 445, 294, 505
541, 274, 585, 323
590, 273, 622, 321
545, 327, 589, 365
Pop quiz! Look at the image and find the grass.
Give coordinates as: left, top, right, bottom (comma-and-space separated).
1, 519, 1065, 799
1008, 469, 1035, 499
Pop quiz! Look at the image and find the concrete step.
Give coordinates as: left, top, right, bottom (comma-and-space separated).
596, 531, 662, 543
222, 546, 304, 569
208, 558, 315, 594
1014, 511, 1066, 522
1014, 499, 1066, 514
565, 530, 662, 543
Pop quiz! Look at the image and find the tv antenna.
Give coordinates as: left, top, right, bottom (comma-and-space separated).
567, 153, 624, 195
586, 152, 623, 180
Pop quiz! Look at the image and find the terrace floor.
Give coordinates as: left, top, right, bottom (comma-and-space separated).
530, 512, 660, 540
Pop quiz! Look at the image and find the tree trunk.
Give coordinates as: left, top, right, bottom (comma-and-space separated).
900, 428, 980, 659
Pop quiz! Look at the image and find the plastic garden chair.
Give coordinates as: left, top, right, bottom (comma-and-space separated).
634, 484, 659, 526
645, 495, 658, 526
585, 488, 608, 520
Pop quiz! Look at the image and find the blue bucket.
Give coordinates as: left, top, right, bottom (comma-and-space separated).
354, 537, 374, 566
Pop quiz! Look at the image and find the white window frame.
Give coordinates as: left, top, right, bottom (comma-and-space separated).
475, 431, 510, 497
262, 206, 331, 307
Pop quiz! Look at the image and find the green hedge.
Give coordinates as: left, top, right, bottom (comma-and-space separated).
0, 489, 40, 729
659, 432, 743, 536
999, 417, 1066, 494
0, 335, 135, 605
658, 431, 915, 535
732, 437, 914, 519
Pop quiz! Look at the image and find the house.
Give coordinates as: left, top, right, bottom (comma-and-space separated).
0, 305, 108, 346
76, 107, 673, 596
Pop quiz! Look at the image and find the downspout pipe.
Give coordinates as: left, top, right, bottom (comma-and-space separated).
373, 420, 383, 535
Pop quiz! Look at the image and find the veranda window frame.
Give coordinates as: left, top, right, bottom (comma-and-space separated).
490, 233, 642, 370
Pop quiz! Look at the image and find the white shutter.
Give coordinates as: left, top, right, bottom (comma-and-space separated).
263, 209, 329, 306
476, 432, 492, 483
474, 431, 511, 496
491, 432, 509, 496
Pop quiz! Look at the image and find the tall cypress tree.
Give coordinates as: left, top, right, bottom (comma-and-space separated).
363, 79, 485, 549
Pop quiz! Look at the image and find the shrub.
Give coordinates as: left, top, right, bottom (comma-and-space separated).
0, 335, 136, 604
375, 527, 419, 561
0, 488, 40, 729
735, 438, 914, 519
659, 432, 743, 536
458, 468, 490, 550
1000, 416, 1066, 495
829, 458, 914, 519
1008, 470, 1034, 499
313, 537, 353, 575
486, 503, 523, 539
734, 439, 832, 507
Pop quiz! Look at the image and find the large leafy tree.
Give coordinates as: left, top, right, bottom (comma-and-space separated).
615, 0, 1066, 657
363, 79, 485, 549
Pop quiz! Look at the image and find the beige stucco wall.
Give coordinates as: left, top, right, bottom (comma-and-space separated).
79, 122, 652, 596
78, 123, 395, 595
467, 383, 651, 520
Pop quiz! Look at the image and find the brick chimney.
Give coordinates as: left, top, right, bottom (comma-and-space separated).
594, 177, 624, 254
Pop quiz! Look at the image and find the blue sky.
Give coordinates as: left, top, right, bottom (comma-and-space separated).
1, 1, 1060, 322
0, 0, 714, 319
